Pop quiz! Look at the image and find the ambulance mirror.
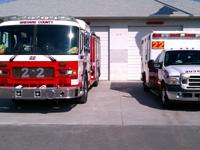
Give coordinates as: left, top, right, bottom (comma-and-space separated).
148, 60, 154, 69
154, 62, 162, 69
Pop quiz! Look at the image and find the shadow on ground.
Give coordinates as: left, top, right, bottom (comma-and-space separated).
0, 99, 77, 114
110, 82, 200, 111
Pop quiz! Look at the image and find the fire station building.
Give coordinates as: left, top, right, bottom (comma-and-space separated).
0, 0, 200, 81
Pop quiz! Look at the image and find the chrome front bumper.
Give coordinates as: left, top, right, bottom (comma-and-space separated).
0, 86, 83, 100
167, 91, 200, 101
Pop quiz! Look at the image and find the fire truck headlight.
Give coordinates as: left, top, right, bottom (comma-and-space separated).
58, 69, 77, 77
66, 70, 73, 75
0, 69, 9, 76
66, 69, 77, 76
167, 76, 180, 85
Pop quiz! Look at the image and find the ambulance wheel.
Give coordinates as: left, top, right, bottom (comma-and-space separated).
78, 75, 88, 104
142, 73, 149, 92
161, 86, 171, 109
143, 83, 149, 92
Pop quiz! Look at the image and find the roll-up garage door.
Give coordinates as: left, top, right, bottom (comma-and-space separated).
91, 27, 109, 80
128, 26, 182, 80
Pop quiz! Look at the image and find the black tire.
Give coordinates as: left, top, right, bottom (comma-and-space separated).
93, 78, 99, 87
161, 86, 171, 109
93, 81, 99, 87
93, 68, 100, 87
12, 99, 23, 107
78, 75, 88, 104
142, 73, 149, 92
143, 83, 149, 92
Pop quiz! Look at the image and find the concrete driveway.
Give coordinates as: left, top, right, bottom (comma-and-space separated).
0, 81, 199, 126
0, 81, 200, 150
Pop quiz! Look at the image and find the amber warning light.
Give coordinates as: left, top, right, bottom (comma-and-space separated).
152, 41, 164, 49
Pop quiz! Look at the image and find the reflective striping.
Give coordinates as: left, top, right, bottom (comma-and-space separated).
0, 55, 16, 61
52, 55, 79, 61
0, 55, 79, 61
11, 55, 51, 62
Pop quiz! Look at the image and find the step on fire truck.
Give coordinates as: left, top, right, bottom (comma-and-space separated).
0, 16, 100, 104
141, 31, 200, 108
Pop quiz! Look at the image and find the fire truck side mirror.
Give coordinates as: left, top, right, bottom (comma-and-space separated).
80, 55, 84, 59
148, 60, 154, 69
84, 46, 90, 52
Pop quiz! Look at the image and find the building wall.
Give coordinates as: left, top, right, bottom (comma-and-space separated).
88, 19, 200, 81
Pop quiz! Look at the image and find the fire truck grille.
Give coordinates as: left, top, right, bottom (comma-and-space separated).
187, 76, 200, 88
13, 67, 54, 78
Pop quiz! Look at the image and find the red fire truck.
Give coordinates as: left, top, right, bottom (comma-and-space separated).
0, 16, 100, 104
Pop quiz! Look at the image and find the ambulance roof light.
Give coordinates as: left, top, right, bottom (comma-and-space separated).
152, 33, 161, 38
185, 33, 196, 37
170, 33, 180, 37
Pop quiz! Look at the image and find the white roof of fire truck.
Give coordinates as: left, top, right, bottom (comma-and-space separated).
0, 16, 90, 32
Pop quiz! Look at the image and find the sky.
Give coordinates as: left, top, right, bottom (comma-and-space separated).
0, 0, 15, 4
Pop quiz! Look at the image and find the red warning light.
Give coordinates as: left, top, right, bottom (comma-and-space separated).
170, 34, 180, 37
153, 34, 161, 38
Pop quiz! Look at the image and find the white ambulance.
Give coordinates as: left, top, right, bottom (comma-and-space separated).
141, 31, 200, 108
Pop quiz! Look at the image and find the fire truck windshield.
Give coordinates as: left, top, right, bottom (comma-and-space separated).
0, 25, 79, 55
164, 50, 200, 66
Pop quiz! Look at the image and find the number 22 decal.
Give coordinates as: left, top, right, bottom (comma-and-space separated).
21, 68, 45, 78
36, 68, 44, 78
21, 68, 29, 78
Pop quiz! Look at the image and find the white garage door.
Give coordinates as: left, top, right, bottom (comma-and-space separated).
128, 26, 182, 80
91, 26, 109, 80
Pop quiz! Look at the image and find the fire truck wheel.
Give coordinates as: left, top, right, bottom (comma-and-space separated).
93, 79, 99, 87
93, 69, 100, 87
161, 86, 171, 109
12, 99, 23, 106
78, 75, 88, 104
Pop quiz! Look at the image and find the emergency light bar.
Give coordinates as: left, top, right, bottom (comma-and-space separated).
152, 33, 200, 38
170, 33, 180, 37
4, 16, 77, 22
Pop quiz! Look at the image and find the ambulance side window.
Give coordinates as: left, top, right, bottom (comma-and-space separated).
159, 52, 165, 63
155, 53, 161, 64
